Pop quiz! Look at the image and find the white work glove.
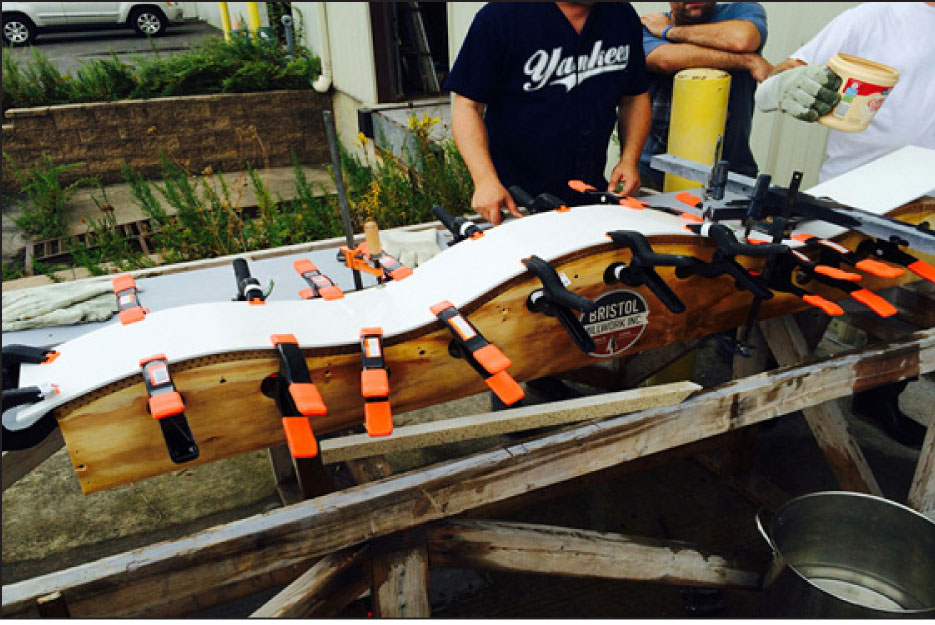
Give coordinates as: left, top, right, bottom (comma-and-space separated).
2, 279, 119, 331
379, 228, 441, 267
755, 64, 842, 122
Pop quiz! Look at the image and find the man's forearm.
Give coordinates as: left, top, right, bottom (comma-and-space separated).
663, 19, 761, 52
647, 43, 759, 75
451, 95, 499, 188
618, 93, 651, 167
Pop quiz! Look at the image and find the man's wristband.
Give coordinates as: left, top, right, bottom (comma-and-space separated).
661, 25, 674, 41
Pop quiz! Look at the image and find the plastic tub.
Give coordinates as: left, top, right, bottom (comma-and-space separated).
818, 53, 899, 132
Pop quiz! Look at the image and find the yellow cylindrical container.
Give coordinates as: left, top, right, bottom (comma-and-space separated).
818, 53, 899, 133
664, 68, 731, 193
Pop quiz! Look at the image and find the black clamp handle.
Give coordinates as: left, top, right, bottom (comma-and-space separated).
431, 301, 525, 406
233, 258, 265, 303
270, 334, 327, 458
1, 345, 62, 452
139, 354, 199, 464
522, 255, 598, 354
2, 344, 58, 391
508, 186, 566, 214
681, 224, 786, 299
433, 205, 483, 246
359, 327, 393, 437
604, 230, 695, 314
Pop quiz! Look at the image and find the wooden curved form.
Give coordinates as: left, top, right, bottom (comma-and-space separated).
11, 201, 934, 493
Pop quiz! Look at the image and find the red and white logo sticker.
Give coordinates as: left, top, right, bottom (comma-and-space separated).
579, 290, 650, 358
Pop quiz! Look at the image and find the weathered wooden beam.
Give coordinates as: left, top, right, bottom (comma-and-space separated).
3, 329, 931, 618
319, 381, 701, 464
346, 457, 431, 618
371, 528, 430, 618
759, 316, 883, 495
427, 519, 763, 589
250, 546, 371, 618
2, 429, 65, 492
908, 421, 935, 520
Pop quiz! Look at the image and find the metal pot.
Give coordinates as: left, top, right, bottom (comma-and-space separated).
757, 491, 935, 618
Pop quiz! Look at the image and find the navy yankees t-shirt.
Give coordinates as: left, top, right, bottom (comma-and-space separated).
444, 2, 649, 204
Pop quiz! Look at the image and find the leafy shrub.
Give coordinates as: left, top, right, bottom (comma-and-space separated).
1, 34, 321, 112
344, 115, 474, 228
2, 47, 72, 109
69, 53, 136, 102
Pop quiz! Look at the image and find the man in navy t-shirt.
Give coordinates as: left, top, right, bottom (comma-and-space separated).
638, 2, 771, 187
445, 2, 651, 225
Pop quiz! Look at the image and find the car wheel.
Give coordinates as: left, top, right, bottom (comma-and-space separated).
130, 7, 168, 37
2, 13, 37, 46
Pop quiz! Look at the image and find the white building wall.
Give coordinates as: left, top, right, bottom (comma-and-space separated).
190, 2, 270, 31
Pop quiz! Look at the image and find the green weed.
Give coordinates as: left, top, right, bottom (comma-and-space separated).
2, 152, 87, 239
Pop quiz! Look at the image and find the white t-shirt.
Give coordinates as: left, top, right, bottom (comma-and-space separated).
791, 2, 935, 182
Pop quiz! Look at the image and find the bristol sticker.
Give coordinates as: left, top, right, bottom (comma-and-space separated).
579, 290, 649, 358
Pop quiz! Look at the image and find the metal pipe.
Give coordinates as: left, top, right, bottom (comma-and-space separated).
323, 110, 363, 291
281, 14, 295, 58
312, 2, 333, 92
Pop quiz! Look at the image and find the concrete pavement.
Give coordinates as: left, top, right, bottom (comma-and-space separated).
5, 20, 223, 76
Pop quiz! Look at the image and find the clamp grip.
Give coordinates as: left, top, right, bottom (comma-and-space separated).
430, 301, 524, 406
270, 334, 327, 458
605, 230, 695, 314
433, 205, 483, 245
509, 186, 567, 213
232, 258, 266, 304
682, 224, 784, 300
113, 274, 148, 324
360, 327, 393, 437
856, 238, 935, 284
293, 259, 344, 300
793, 234, 905, 279
138, 354, 199, 464
2, 344, 59, 391
522, 255, 598, 354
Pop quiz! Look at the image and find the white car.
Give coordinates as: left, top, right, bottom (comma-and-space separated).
2, 2, 184, 46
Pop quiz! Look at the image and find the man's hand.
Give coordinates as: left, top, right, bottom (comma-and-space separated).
641, 12, 673, 38
756, 63, 842, 121
745, 54, 773, 83
608, 160, 641, 197
472, 178, 521, 226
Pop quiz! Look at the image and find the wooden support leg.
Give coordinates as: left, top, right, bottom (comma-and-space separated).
759, 315, 882, 495
371, 527, 430, 618
250, 546, 371, 618
268, 443, 336, 505
908, 420, 935, 520
346, 457, 431, 618
36, 592, 70, 618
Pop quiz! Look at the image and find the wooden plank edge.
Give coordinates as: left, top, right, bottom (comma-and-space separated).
319, 380, 702, 464
427, 519, 763, 589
